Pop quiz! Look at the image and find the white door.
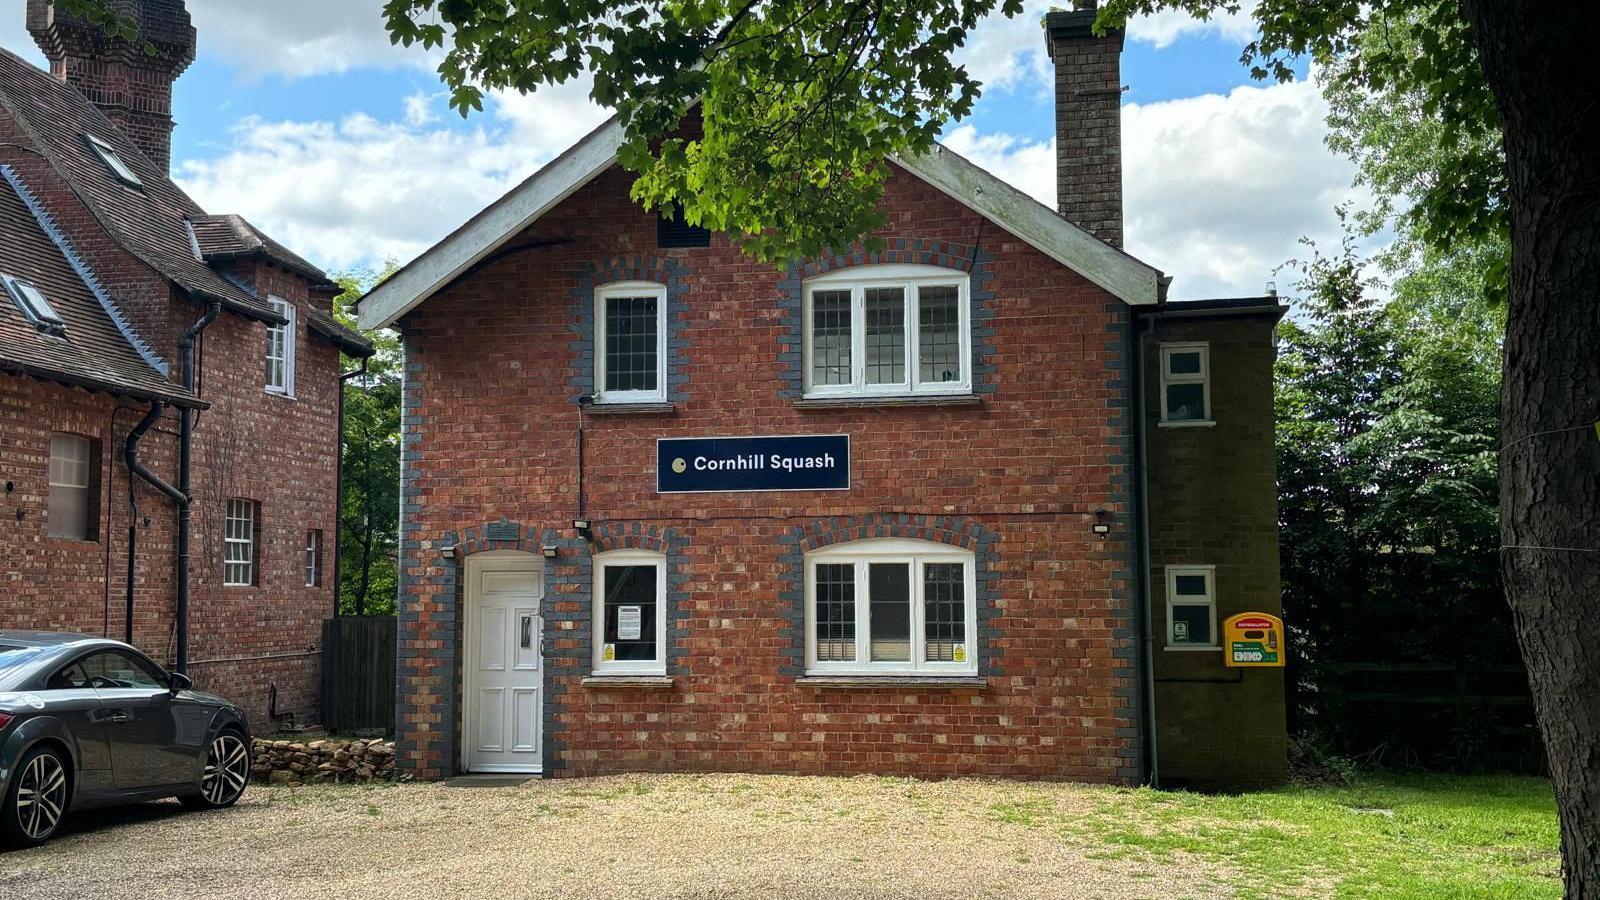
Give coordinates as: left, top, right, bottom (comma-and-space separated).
465, 564, 543, 773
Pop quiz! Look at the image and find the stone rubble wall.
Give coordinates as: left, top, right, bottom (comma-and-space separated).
251, 738, 397, 784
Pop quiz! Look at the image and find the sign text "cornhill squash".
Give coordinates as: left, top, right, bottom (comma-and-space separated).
657, 435, 850, 493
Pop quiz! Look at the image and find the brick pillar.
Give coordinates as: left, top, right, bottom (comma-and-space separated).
1046, 1, 1125, 248
27, 0, 196, 173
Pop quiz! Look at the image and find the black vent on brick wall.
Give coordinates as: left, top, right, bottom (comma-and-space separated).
657, 206, 711, 248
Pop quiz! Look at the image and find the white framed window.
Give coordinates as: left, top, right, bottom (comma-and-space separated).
1165, 565, 1217, 649
805, 538, 978, 675
224, 498, 259, 587
2, 273, 67, 335
1160, 343, 1211, 424
802, 265, 971, 399
265, 296, 295, 396
48, 433, 95, 540
305, 529, 322, 587
85, 134, 143, 188
594, 281, 667, 403
592, 550, 668, 675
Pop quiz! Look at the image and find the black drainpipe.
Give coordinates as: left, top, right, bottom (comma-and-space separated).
174, 302, 222, 673
124, 402, 180, 644
332, 357, 369, 617
125, 301, 220, 672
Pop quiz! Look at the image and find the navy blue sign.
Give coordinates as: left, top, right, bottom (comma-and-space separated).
658, 435, 850, 493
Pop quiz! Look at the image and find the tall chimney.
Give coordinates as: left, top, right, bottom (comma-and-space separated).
1046, 1, 1125, 248
27, 0, 196, 173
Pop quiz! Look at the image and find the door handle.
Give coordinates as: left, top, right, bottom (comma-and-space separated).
107, 711, 129, 723
520, 615, 533, 650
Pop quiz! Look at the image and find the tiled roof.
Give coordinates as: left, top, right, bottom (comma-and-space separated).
0, 165, 201, 407
189, 213, 334, 287
306, 306, 377, 358
0, 48, 283, 325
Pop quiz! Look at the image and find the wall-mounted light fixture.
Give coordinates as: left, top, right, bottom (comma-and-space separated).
440, 544, 456, 559
541, 544, 558, 559
1092, 508, 1110, 536
572, 518, 593, 541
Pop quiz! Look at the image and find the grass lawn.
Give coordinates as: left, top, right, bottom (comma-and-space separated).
991, 774, 1561, 899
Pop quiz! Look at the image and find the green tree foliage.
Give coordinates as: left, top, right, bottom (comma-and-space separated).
334, 267, 401, 616
381, 0, 1021, 263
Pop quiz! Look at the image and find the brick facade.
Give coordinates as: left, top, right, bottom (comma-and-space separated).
1047, 6, 1125, 247
393, 166, 1145, 781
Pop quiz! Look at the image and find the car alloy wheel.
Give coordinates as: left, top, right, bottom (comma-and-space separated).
15, 750, 67, 841
201, 732, 250, 806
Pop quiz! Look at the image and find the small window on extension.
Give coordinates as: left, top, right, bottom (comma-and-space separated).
85, 134, 143, 188
1, 273, 66, 335
656, 204, 710, 249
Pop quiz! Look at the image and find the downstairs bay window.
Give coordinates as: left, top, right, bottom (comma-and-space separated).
804, 539, 977, 675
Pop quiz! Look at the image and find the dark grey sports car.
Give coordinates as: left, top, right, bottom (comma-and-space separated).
0, 631, 251, 847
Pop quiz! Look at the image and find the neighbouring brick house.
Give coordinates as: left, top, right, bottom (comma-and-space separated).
359, 4, 1286, 788
0, 1, 371, 727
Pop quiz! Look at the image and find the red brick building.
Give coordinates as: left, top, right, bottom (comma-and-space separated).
361, 6, 1286, 787
0, 1, 371, 727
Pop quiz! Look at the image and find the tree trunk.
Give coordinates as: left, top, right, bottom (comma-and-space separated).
1463, 2, 1600, 896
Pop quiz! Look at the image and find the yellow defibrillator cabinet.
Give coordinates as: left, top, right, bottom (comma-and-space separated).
1222, 612, 1285, 667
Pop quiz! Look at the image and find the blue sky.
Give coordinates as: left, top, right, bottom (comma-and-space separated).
0, 2, 1366, 300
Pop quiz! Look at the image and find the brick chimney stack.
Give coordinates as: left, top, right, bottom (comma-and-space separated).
27, 0, 196, 172
1045, 1, 1125, 248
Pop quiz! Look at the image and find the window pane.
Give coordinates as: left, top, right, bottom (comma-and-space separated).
1171, 604, 1212, 645
1167, 351, 1202, 375
604, 295, 659, 393
923, 562, 966, 662
48, 486, 89, 540
864, 287, 906, 385
1174, 574, 1209, 597
1166, 383, 1206, 420
868, 563, 910, 662
96, 652, 164, 689
814, 563, 856, 661
918, 285, 961, 385
602, 564, 658, 662
810, 290, 852, 387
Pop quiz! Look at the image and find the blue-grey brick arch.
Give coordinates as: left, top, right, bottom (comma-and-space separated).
776, 513, 1002, 677
775, 240, 999, 399
569, 256, 691, 404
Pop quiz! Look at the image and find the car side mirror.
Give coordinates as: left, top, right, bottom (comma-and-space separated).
167, 672, 192, 693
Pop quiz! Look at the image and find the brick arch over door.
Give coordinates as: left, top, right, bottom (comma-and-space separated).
775, 239, 1000, 399
776, 513, 1002, 677
395, 519, 589, 778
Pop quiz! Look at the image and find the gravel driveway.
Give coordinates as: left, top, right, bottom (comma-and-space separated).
1, 774, 1240, 899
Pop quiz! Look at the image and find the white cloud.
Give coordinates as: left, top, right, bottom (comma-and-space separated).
187, 1, 430, 79
1127, 6, 1258, 49
945, 78, 1371, 299
174, 81, 610, 272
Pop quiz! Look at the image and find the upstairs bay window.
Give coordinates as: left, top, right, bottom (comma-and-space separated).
805, 539, 978, 675
803, 266, 971, 398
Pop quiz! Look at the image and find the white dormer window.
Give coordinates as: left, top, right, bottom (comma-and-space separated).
802, 265, 971, 399
265, 296, 295, 396
1, 273, 66, 335
594, 281, 667, 404
85, 134, 143, 188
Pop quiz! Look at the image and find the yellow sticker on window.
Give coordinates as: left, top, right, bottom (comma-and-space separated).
953, 646, 966, 663
603, 644, 616, 661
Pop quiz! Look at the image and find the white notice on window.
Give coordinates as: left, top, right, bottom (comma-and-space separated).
617, 605, 643, 641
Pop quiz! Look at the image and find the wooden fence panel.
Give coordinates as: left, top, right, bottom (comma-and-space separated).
321, 615, 396, 735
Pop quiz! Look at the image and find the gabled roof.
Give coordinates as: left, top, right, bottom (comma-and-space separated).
357, 116, 1164, 330
0, 48, 286, 325
189, 213, 335, 287
0, 165, 201, 407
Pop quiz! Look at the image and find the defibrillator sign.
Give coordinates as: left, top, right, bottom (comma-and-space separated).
1223, 612, 1286, 668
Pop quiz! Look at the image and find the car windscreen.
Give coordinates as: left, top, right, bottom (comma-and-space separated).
0, 644, 51, 689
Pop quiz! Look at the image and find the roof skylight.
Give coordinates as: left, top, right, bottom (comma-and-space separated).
85, 134, 143, 188
1, 273, 67, 335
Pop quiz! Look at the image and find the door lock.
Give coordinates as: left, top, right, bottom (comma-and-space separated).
520, 615, 533, 650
